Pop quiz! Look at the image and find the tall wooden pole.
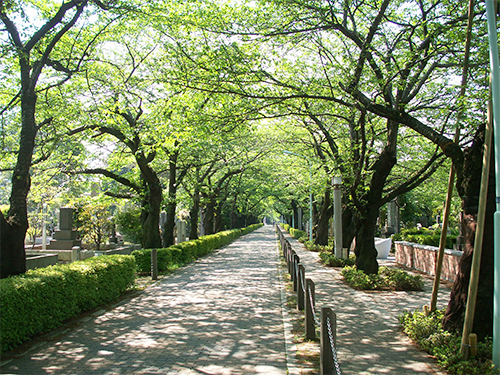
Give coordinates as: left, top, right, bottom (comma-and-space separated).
460, 101, 493, 359
429, 0, 475, 312
485, 0, 500, 368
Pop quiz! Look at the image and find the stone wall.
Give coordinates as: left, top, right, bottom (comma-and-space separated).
394, 241, 462, 281
26, 253, 58, 270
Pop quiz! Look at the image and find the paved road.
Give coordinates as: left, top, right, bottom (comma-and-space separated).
282, 231, 449, 374
1, 226, 288, 375
2, 225, 451, 375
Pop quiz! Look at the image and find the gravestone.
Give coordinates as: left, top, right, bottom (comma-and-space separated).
160, 211, 167, 230
385, 200, 399, 236
177, 220, 186, 244
47, 207, 82, 250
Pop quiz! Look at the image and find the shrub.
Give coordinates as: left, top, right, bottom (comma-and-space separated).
341, 265, 423, 291
303, 240, 329, 252
289, 228, 306, 240
319, 252, 356, 267
77, 203, 113, 250
393, 228, 456, 248
0, 255, 136, 354
115, 208, 143, 244
341, 266, 382, 290
131, 247, 183, 274
379, 266, 424, 291
132, 224, 263, 273
399, 309, 496, 374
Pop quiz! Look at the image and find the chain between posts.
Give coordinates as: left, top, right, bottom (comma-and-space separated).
276, 224, 342, 374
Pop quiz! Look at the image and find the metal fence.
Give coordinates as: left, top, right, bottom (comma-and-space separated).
277, 224, 342, 375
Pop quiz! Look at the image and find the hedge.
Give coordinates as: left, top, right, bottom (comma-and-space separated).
392, 228, 457, 249
132, 223, 263, 274
0, 255, 136, 354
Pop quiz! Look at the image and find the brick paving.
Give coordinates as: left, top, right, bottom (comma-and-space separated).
282, 231, 449, 374
1, 225, 451, 374
0, 226, 287, 375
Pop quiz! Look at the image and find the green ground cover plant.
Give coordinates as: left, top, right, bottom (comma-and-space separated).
289, 228, 306, 240
341, 266, 424, 291
393, 228, 457, 249
0, 255, 136, 354
319, 252, 356, 267
300, 239, 331, 252
399, 309, 497, 374
132, 223, 263, 273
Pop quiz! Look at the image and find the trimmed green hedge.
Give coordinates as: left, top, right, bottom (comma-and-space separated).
393, 228, 457, 249
0, 255, 136, 353
132, 223, 263, 273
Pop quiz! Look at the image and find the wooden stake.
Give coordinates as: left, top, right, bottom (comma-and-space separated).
423, 305, 430, 317
460, 101, 493, 359
469, 333, 478, 357
430, 0, 475, 312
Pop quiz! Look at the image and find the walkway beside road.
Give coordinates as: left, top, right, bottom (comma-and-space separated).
1, 225, 451, 374
282, 229, 450, 374
1, 226, 288, 375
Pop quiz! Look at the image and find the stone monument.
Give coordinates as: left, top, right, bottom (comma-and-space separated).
177, 220, 186, 244
47, 207, 82, 250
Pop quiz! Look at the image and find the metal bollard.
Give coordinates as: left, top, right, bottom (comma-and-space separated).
321, 307, 337, 375
305, 278, 316, 340
151, 249, 158, 281
297, 264, 305, 311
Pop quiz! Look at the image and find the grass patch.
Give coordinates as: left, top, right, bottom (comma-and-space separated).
399, 309, 497, 374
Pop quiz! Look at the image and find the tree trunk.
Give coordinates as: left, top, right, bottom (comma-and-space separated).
354, 205, 380, 275
342, 205, 359, 256
139, 176, 162, 249
443, 126, 495, 340
0, 87, 38, 278
188, 190, 200, 240
315, 186, 332, 246
162, 152, 178, 247
230, 193, 239, 229
203, 196, 215, 235
354, 142, 397, 274
163, 200, 176, 247
214, 202, 224, 233
291, 199, 298, 229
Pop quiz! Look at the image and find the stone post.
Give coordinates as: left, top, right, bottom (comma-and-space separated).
298, 207, 303, 231
151, 249, 158, 281
332, 177, 343, 258
305, 278, 316, 340
321, 307, 337, 375
177, 220, 186, 244
297, 264, 305, 311
293, 254, 300, 292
